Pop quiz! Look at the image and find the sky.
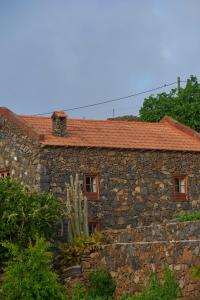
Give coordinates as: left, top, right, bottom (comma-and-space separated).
0, 0, 200, 119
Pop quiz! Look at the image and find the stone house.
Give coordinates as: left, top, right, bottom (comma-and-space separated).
0, 107, 200, 232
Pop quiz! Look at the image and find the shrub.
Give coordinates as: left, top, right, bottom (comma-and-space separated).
192, 265, 200, 278
87, 297, 112, 300
0, 177, 60, 263
1, 237, 67, 300
88, 268, 116, 299
129, 265, 181, 300
176, 210, 200, 222
60, 232, 102, 266
119, 294, 133, 300
71, 282, 86, 300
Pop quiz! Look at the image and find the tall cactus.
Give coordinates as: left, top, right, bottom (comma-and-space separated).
64, 174, 89, 242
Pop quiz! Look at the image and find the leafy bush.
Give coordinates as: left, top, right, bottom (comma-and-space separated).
71, 282, 86, 300
0, 177, 60, 263
119, 295, 133, 300
60, 233, 102, 266
87, 297, 112, 300
176, 210, 200, 222
120, 265, 181, 300
1, 237, 67, 300
88, 268, 116, 299
71, 275, 113, 300
192, 265, 200, 278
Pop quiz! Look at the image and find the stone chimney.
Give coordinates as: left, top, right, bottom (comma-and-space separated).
51, 111, 67, 137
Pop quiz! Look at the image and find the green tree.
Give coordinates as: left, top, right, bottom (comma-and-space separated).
0, 177, 60, 263
1, 237, 67, 300
139, 76, 200, 132
107, 115, 139, 121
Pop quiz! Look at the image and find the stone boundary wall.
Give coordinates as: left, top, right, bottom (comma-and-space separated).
103, 220, 200, 243
81, 221, 200, 298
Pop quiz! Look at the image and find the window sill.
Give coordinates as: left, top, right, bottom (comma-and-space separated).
174, 193, 189, 201
84, 193, 100, 201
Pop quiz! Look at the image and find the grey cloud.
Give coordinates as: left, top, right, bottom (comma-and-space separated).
0, 0, 200, 119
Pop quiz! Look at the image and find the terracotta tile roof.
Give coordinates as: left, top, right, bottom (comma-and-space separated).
18, 114, 200, 152
0, 107, 200, 151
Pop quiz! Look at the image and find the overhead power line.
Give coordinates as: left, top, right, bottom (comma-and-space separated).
34, 80, 183, 116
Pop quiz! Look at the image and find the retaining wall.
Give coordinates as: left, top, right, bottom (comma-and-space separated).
81, 221, 200, 298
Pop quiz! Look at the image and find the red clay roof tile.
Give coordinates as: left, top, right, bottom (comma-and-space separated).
19, 114, 200, 152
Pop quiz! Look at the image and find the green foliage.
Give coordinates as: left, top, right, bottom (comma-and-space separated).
1, 237, 67, 300
120, 265, 181, 300
107, 115, 139, 121
87, 297, 112, 300
176, 210, 200, 222
69, 266, 179, 300
71, 282, 86, 300
119, 295, 133, 300
0, 177, 60, 263
192, 265, 200, 278
71, 277, 113, 300
139, 75, 200, 132
88, 268, 116, 299
60, 233, 103, 266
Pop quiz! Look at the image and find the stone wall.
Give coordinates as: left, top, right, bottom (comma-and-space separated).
40, 146, 200, 229
102, 220, 200, 243
0, 114, 43, 191
81, 221, 200, 298
1, 111, 200, 231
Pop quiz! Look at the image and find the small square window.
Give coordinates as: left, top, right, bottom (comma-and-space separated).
174, 176, 188, 201
89, 221, 100, 234
84, 174, 99, 200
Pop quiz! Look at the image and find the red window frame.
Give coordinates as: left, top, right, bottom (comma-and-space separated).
0, 171, 10, 178
88, 220, 101, 234
174, 176, 188, 201
83, 174, 100, 200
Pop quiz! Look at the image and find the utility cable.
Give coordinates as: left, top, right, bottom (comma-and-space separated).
34, 81, 178, 116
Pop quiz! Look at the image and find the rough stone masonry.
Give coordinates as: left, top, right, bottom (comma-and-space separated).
1, 107, 200, 297
0, 107, 200, 230
81, 221, 200, 298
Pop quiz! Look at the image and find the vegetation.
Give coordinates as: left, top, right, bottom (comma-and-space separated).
1, 237, 67, 300
70, 269, 116, 300
88, 269, 116, 299
139, 75, 200, 132
63, 174, 89, 242
176, 210, 200, 222
71, 282, 86, 300
69, 266, 180, 300
0, 177, 183, 300
108, 115, 139, 121
0, 177, 60, 264
120, 265, 181, 300
60, 232, 102, 266
192, 265, 200, 279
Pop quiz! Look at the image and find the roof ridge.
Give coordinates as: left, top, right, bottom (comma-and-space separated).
160, 116, 200, 143
2, 108, 200, 152
20, 115, 164, 126
20, 115, 50, 119
69, 119, 161, 125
